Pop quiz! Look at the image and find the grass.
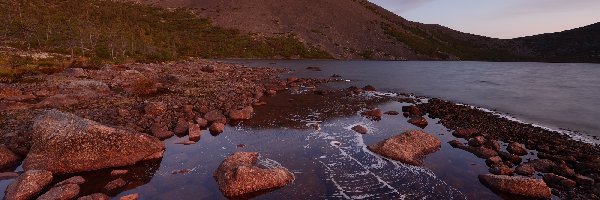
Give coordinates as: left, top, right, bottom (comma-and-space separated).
0, 0, 331, 65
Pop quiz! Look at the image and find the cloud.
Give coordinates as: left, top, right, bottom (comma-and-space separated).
369, 0, 436, 13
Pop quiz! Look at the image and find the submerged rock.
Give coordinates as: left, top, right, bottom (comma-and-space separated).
37, 183, 80, 200
104, 178, 127, 192
407, 116, 428, 128
214, 152, 294, 198
77, 193, 110, 200
4, 170, 53, 200
368, 130, 441, 166
401, 105, 422, 116
351, 125, 368, 134
119, 193, 139, 200
384, 111, 400, 115
479, 174, 551, 199
453, 128, 477, 138
23, 110, 165, 174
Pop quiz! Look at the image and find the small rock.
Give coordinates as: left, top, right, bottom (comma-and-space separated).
362, 85, 377, 91
575, 175, 595, 186
384, 111, 400, 115
468, 136, 486, 147
110, 170, 129, 176
175, 141, 196, 145
407, 116, 428, 128
360, 109, 382, 120
461, 146, 499, 159
368, 130, 441, 166
204, 110, 227, 124
201, 65, 215, 73
4, 170, 53, 200
485, 156, 504, 168
144, 102, 167, 116
265, 90, 277, 95
37, 183, 80, 200
229, 106, 254, 121
448, 140, 464, 148
188, 123, 201, 142
526, 159, 556, 173
543, 173, 577, 189
484, 139, 501, 151
507, 142, 528, 156
62, 68, 86, 77
351, 125, 368, 134
479, 174, 551, 199
77, 193, 110, 200
498, 151, 522, 165
150, 123, 174, 140
553, 163, 575, 178
104, 178, 127, 192
489, 165, 514, 175
119, 193, 139, 200
214, 152, 294, 198
209, 123, 225, 134
0, 145, 20, 169
515, 164, 536, 176
401, 106, 422, 116
453, 128, 477, 138
173, 118, 189, 136
195, 117, 208, 128
56, 176, 86, 186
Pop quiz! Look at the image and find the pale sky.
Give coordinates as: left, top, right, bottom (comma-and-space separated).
369, 0, 600, 39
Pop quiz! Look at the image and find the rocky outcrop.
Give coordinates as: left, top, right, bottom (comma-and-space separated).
23, 110, 165, 174
4, 170, 53, 200
214, 152, 294, 198
368, 130, 441, 166
479, 174, 551, 199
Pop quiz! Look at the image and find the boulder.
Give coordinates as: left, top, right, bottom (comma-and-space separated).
401, 106, 422, 116
77, 193, 110, 200
553, 163, 575, 178
210, 123, 225, 134
0, 145, 20, 169
489, 165, 514, 175
543, 173, 576, 189
351, 125, 368, 134
201, 65, 215, 73
407, 116, 428, 128
515, 164, 536, 176
214, 152, 294, 198
498, 151, 522, 165
173, 118, 189, 136
455, 145, 498, 159
56, 176, 86, 187
368, 130, 441, 166
110, 170, 129, 176
453, 128, 477, 138
575, 175, 595, 186
104, 178, 127, 192
507, 142, 528, 156
204, 110, 227, 124
479, 174, 551, 199
360, 109, 382, 120
4, 170, 53, 200
229, 106, 254, 121
188, 123, 201, 142
23, 110, 165, 174
37, 183, 80, 200
195, 117, 208, 128
150, 123, 174, 140
526, 159, 556, 173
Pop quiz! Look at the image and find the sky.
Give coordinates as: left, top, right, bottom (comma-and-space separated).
369, 0, 600, 39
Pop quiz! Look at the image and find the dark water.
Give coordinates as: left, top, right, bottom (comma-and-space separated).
227, 60, 600, 141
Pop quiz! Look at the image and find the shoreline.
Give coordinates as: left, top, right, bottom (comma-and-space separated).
0, 60, 599, 199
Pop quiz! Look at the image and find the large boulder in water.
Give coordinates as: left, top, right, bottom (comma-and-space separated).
23, 110, 165, 174
214, 152, 294, 198
368, 130, 441, 166
479, 174, 551, 199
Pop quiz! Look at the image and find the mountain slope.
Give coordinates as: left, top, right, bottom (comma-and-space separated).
138, 0, 520, 60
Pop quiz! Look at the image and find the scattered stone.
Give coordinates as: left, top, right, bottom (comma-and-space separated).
368, 130, 441, 166
4, 170, 53, 200
144, 101, 167, 116
498, 151, 522, 165
110, 170, 129, 176
56, 176, 86, 186
306, 67, 322, 71
384, 111, 400, 115
401, 105, 422, 116
23, 110, 165, 174
201, 65, 215, 73
454, 145, 498, 159
0, 145, 20, 169
173, 118, 189, 136
479, 174, 551, 199
195, 117, 208, 128
453, 128, 477, 138
360, 109, 382, 120
507, 142, 528, 156
484, 139, 501, 151
209, 123, 225, 134
188, 123, 201, 142
77, 193, 110, 200
229, 106, 254, 120
468, 136, 486, 147
37, 183, 80, 200
526, 159, 556, 173
575, 175, 595, 186
104, 178, 127, 192
448, 140, 464, 148
119, 193, 139, 200
407, 116, 428, 128
351, 125, 368, 134
237, 144, 246, 148
489, 165, 514, 175
362, 85, 376, 91
150, 123, 174, 140
544, 173, 577, 189
485, 156, 504, 168
515, 164, 536, 176
553, 163, 575, 178
214, 152, 294, 198
62, 68, 86, 77
204, 110, 227, 124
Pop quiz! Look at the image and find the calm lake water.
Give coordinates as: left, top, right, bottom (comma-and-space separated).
228, 60, 600, 140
